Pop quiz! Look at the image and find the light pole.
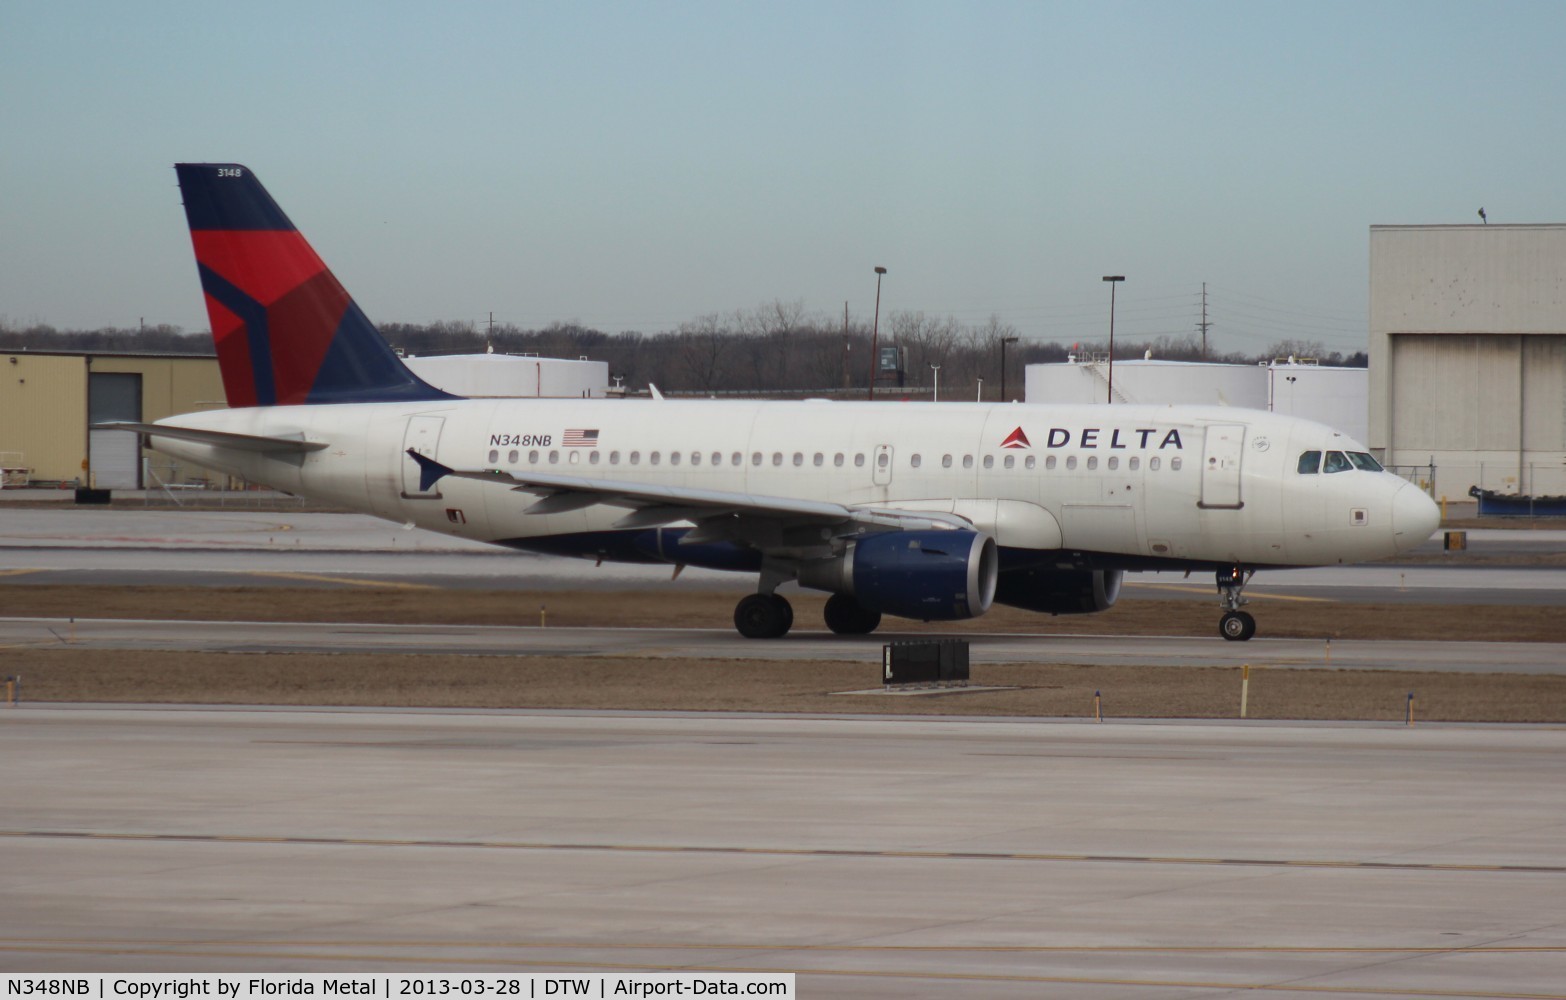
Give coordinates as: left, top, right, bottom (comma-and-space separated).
867, 266, 887, 400
976, 377, 983, 402
1101, 275, 1124, 404
930, 364, 941, 402
999, 335, 1019, 402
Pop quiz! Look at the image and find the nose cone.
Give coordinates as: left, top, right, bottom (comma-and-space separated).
1391, 483, 1441, 552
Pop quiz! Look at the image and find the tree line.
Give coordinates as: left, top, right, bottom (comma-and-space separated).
1, 307, 1366, 399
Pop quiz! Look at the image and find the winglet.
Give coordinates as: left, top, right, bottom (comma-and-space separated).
405, 449, 453, 494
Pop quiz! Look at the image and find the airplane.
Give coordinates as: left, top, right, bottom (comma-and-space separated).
104, 163, 1442, 641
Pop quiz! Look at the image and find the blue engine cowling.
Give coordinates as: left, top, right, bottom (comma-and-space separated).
800, 530, 998, 621
993, 567, 1123, 615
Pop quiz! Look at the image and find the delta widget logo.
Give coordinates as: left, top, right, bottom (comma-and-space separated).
1000, 427, 1031, 449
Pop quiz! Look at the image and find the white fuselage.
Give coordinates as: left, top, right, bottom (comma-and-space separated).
150, 398, 1437, 571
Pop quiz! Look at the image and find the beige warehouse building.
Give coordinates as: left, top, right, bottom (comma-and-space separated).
0, 349, 610, 490
1370, 223, 1566, 500
0, 351, 225, 489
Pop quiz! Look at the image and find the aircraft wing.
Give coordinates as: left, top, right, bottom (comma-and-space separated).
405, 450, 971, 537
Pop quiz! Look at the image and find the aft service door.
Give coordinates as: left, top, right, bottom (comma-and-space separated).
1199, 423, 1245, 509
401, 415, 445, 499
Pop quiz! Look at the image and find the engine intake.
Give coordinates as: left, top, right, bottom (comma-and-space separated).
799, 530, 998, 621
993, 567, 1122, 615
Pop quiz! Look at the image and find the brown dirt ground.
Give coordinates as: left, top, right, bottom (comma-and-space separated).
3, 585, 1565, 722
8, 650, 1564, 723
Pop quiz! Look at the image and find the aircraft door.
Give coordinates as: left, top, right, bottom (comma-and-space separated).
1199, 423, 1245, 509
872, 444, 894, 486
401, 415, 445, 499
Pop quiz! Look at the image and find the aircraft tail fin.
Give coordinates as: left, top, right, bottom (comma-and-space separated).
174, 163, 454, 407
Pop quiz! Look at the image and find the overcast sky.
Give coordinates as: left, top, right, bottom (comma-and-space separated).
2, 1, 1562, 353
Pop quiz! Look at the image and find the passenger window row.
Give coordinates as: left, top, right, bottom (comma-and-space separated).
484, 447, 1184, 474
485, 449, 871, 468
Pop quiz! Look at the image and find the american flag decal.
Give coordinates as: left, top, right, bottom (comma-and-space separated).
563, 428, 599, 447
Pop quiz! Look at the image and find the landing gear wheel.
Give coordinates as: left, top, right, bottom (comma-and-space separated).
774, 594, 794, 633
735, 593, 792, 639
1219, 610, 1256, 642
822, 594, 882, 635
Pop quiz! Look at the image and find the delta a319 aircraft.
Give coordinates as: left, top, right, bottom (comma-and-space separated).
107, 164, 1442, 641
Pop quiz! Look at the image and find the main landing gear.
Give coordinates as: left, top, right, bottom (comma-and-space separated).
1217, 566, 1257, 642
822, 593, 882, 635
734, 593, 793, 639
733, 588, 884, 639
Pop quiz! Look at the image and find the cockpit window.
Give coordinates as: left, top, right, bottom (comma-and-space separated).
1323, 451, 1353, 473
1347, 451, 1383, 472
1297, 451, 1321, 474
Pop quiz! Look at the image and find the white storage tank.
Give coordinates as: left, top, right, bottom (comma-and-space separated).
404, 353, 609, 398
1024, 358, 1267, 409
1024, 356, 1368, 441
1267, 362, 1368, 444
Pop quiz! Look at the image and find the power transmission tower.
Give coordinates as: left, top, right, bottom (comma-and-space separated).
842, 301, 851, 389
1196, 282, 1212, 360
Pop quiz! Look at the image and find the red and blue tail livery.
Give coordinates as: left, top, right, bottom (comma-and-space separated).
175, 163, 451, 407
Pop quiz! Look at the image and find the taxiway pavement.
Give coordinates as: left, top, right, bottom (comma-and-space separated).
3, 706, 1564, 997
3, 508, 1566, 604
4, 615, 1564, 673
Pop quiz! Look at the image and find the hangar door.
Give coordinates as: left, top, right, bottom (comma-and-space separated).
1198, 423, 1245, 509
88, 372, 142, 489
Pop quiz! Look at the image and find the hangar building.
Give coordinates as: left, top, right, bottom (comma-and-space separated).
1370, 224, 1566, 499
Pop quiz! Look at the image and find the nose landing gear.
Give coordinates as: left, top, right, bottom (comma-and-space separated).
1217, 566, 1256, 641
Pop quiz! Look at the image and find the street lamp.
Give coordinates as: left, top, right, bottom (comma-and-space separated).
930, 363, 941, 402
999, 335, 1019, 402
1101, 276, 1125, 404
867, 266, 887, 400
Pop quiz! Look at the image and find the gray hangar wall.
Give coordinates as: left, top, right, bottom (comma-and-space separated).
1369, 223, 1566, 500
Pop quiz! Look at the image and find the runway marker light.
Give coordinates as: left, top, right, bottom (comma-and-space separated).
540, 604, 547, 628
1406, 692, 1415, 727
1325, 638, 1331, 665
1240, 664, 1250, 718
4, 675, 15, 707
1093, 690, 1102, 722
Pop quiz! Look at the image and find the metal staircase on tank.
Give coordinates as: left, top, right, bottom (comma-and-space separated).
1079, 356, 1134, 404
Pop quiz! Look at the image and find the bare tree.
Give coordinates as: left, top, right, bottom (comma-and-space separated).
675, 313, 735, 390
1264, 339, 1328, 362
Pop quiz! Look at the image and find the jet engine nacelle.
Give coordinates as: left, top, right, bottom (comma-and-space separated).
993, 567, 1123, 615
799, 529, 998, 621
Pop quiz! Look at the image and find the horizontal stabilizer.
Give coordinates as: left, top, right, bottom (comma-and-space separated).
94, 422, 327, 454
